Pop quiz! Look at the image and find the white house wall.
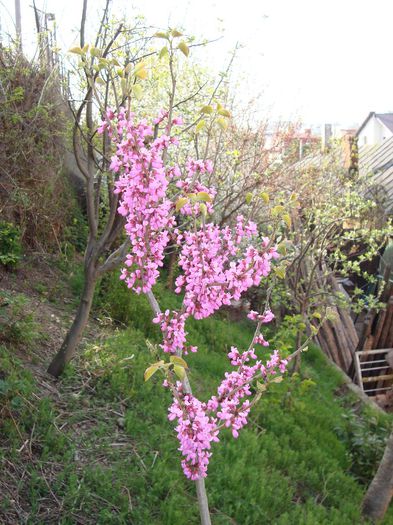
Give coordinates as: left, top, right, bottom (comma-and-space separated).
358, 116, 393, 146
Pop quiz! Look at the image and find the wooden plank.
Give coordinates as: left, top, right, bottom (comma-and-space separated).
379, 297, 393, 348
359, 365, 390, 372
357, 348, 393, 355
354, 352, 363, 390
362, 374, 393, 383
364, 386, 393, 393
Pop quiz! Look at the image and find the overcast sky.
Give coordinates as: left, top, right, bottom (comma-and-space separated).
1, 0, 393, 129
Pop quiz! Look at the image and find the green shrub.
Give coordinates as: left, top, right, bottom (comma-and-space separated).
0, 292, 40, 346
0, 221, 22, 269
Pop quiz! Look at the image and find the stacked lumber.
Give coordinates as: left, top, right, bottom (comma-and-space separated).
314, 274, 359, 374
353, 271, 393, 396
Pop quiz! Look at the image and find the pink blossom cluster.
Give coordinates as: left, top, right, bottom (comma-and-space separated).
100, 109, 177, 293
152, 310, 197, 355
168, 341, 288, 478
168, 385, 219, 480
106, 109, 287, 481
174, 221, 278, 319
248, 309, 275, 323
175, 162, 216, 216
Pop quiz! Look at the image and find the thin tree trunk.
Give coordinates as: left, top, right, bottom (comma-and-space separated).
47, 264, 97, 377
362, 428, 393, 523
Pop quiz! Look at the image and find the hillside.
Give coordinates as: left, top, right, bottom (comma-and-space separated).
1, 257, 392, 524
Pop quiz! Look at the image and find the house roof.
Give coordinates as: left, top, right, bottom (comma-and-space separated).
358, 135, 393, 211
356, 111, 393, 136
376, 113, 393, 133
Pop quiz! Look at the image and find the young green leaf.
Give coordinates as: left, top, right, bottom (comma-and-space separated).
271, 205, 285, 217
144, 364, 159, 382
200, 203, 208, 217
200, 105, 214, 114
170, 355, 188, 368
154, 31, 169, 39
217, 117, 228, 131
260, 192, 270, 204
90, 46, 102, 57
178, 41, 190, 57
195, 119, 206, 133
282, 213, 292, 228
196, 191, 212, 203
159, 46, 169, 59
135, 68, 148, 80
69, 46, 84, 55
175, 197, 188, 212
245, 192, 253, 205
173, 365, 186, 380
218, 108, 231, 118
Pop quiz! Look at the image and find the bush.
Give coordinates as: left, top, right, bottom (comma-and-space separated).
0, 221, 22, 269
0, 47, 79, 252
0, 292, 40, 346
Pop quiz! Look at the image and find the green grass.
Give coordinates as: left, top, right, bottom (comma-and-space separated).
1, 281, 393, 524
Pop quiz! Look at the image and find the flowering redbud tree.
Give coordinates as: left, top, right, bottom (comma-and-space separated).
100, 108, 307, 524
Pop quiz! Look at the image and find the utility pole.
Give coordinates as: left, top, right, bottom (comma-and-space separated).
15, 0, 22, 51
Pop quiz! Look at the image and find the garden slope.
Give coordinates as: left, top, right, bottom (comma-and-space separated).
0, 266, 392, 524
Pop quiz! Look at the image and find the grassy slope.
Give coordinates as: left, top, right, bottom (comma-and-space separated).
1, 278, 393, 524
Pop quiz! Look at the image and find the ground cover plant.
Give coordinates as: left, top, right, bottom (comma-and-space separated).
0, 278, 392, 524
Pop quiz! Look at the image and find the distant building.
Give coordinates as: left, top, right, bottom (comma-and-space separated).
356, 112, 393, 146
357, 112, 393, 212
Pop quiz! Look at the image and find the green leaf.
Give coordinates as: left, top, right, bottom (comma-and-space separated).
69, 46, 84, 55
171, 29, 183, 37
170, 356, 188, 368
135, 68, 148, 80
95, 77, 105, 86
260, 192, 270, 204
200, 105, 214, 114
271, 376, 283, 384
173, 365, 185, 380
159, 46, 169, 59
154, 31, 169, 39
275, 267, 286, 279
195, 119, 206, 133
245, 192, 253, 205
217, 117, 228, 131
200, 203, 208, 217
90, 46, 102, 57
271, 205, 285, 217
282, 213, 292, 228
144, 364, 159, 381
256, 381, 267, 392
218, 108, 231, 118
175, 197, 188, 212
312, 312, 322, 320
82, 43, 89, 53
178, 41, 190, 57
196, 191, 212, 203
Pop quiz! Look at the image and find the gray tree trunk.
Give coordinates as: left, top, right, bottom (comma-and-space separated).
47, 263, 97, 377
362, 428, 393, 523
